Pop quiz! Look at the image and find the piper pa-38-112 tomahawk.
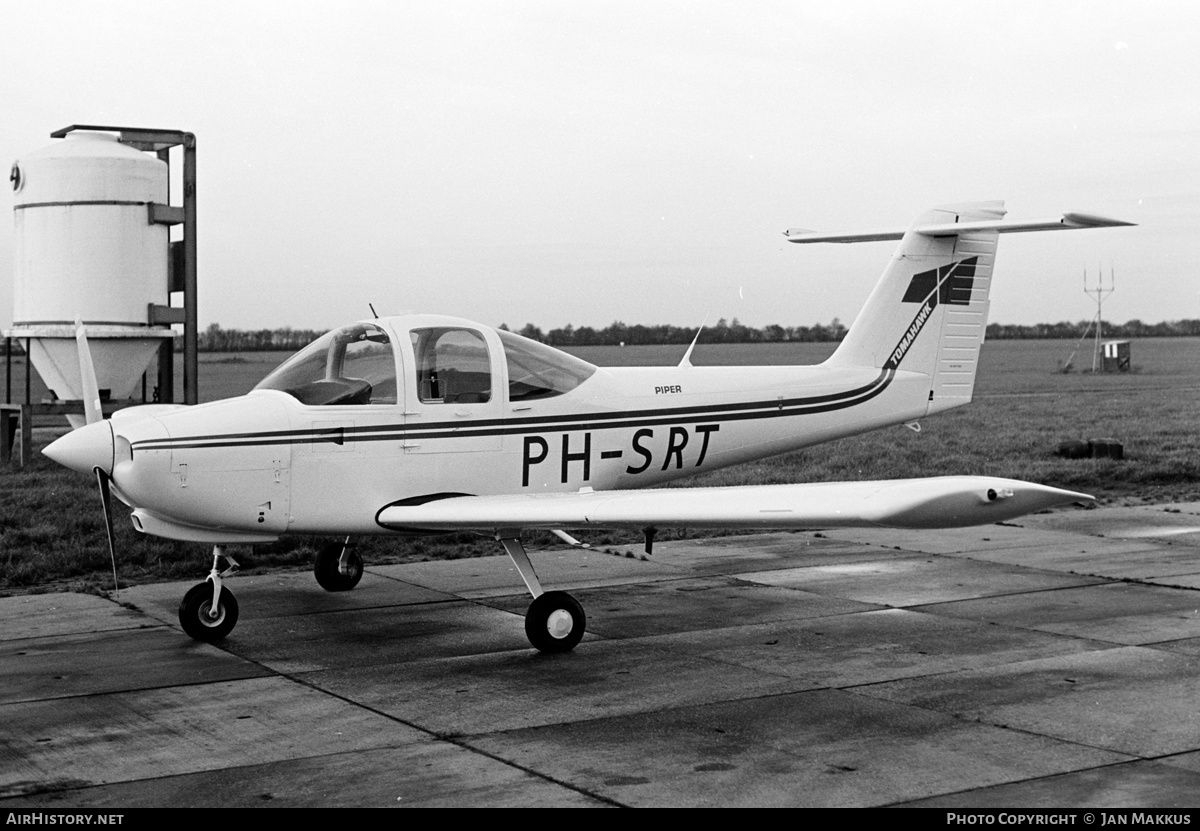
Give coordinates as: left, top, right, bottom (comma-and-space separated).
45, 201, 1133, 652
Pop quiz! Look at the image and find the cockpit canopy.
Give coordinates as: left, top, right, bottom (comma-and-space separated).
254, 320, 596, 406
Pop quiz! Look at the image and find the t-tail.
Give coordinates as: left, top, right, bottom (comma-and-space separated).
786, 201, 1134, 416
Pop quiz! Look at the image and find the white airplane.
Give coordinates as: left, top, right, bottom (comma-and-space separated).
44, 201, 1132, 652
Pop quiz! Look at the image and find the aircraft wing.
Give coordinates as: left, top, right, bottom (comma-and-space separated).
376, 476, 1092, 535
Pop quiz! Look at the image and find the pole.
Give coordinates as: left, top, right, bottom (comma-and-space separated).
183, 133, 198, 405
1084, 265, 1114, 374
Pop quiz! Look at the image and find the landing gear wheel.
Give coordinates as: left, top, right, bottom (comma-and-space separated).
179, 582, 239, 642
525, 591, 585, 653
314, 542, 363, 592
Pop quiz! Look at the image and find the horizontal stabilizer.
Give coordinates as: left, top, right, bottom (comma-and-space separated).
377, 477, 1093, 534
785, 212, 1134, 243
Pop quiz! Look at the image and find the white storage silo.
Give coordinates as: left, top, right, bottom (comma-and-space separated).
8, 131, 175, 424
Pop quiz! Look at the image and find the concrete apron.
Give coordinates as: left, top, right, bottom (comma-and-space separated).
3, 505, 1200, 807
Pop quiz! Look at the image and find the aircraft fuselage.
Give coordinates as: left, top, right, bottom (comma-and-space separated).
107, 315, 934, 541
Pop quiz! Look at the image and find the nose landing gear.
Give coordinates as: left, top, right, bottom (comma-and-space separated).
178, 546, 240, 642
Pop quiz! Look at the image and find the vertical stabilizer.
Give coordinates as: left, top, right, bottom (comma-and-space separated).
823, 201, 1004, 415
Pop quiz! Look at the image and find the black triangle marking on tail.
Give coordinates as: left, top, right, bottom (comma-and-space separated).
885, 257, 979, 371
901, 257, 978, 307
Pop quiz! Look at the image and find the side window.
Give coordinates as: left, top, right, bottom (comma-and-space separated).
497, 329, 596, 401
411, 328, 492, 404
254, 323, 397, 406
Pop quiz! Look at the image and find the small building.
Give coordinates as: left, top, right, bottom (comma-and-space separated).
1102, 340, 1131, 373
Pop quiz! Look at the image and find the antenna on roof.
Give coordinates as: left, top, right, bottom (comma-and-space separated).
678, 315, 708, 368
368, 303, 380, 320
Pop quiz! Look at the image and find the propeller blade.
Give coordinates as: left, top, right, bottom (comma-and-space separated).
75, 318, 103, 425
94, 466, 120, 599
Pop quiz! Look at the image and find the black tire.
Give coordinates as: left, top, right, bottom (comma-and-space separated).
525, 591, 586, 653
314, 542, 363, 592
179, 581, 239, 642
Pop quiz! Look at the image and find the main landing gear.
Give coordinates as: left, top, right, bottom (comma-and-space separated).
174, 537, 586, 653
314, 536, 363, 592
178, 545, 240, 642
499, 537, 586, 653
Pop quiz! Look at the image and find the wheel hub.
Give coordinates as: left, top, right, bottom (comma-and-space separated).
546, 609, 574, 639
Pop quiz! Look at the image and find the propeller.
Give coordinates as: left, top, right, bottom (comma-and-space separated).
76, 319, 120, 598
75, 318, 103, 426
94, 466, 119, 599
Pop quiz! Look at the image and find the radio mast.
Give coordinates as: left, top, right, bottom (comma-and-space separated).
1083, 265, 1114, 373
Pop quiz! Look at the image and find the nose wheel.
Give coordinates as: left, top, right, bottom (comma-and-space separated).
179, 581, 239, 642
178, 545, 240, 642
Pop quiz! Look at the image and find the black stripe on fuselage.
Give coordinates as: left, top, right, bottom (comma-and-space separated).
130, 368, 895, 453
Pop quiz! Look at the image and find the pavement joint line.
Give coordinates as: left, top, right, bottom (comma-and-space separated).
267, 596, 474, 617
839, 685, 1153, 762
363, 569, 458, 585
0, 676, 270, 708
1142, 637, 1200, 649
904, 579, 1125, 611
0, 745, 507, 806
957, 719, 1149, 762
2, 621, 172, 647
880, 757, 1149, 808
219, 647, 630, 808
1121, 577, 1200, 590
885, 618, 1142, 652
432, 731, 629, 808
833, 642, 1122, 695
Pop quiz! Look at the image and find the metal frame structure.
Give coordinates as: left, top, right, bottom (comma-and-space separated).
49, 124, 198, 405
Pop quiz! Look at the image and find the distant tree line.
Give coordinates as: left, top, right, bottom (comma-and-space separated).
6, 319, 1195, 357
496, 318, 849, 346
187, 319, 855, 351
174, 318, 1200, 352
984, 319, 1200, 340
196, 323, 325, 352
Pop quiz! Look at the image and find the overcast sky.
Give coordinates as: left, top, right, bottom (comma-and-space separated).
1, 1, 1196, 333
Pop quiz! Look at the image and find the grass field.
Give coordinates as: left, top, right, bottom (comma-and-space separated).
3, 338, 1198, 594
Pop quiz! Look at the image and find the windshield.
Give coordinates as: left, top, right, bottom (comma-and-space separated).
497, 329, 596, 401
255, 323, 398, 405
